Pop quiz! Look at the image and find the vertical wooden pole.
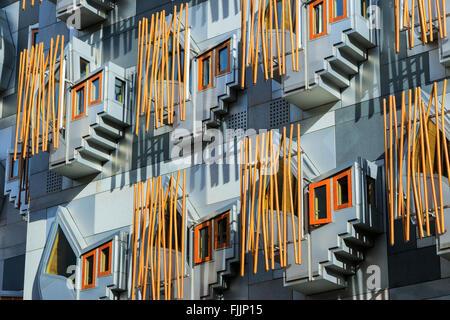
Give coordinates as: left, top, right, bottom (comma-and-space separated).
427, 0, 433, 42
433, 82, 445, 232
272, 137, 283, 267
55, 35, 64, 149
281, 0, 286, 74
14, 51, 25, 161
172, 171, 181, 299
261, 0, 269, 81
273, 0, 282, 76
398, 91, 406, 221
249, 135, 260, 252
287, 0, 295, 70
261, 133, 270, 271
287, 124, 298, 264
242, 0, 248, 88
297, 123, 302, 262
181, 171, 186, 299
131, 183, 139, 300
406, 90, 413, 241
389, 97, 395, 245
143, 178, 156, 300
269, 132, 275, 269
282, 127, 288, 261
435, 0, 444, 39
241, 139, 249, 276
253, 0, 263, 84
418, 92, 431, 235
182, 4, 189, 121
253, 133, 266, 273
440, 80, 450, 203
136, 20, 143, 135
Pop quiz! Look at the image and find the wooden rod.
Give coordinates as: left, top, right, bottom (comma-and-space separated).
170, 9, 176, 124
428, 0, 433, 42
282, 127, 288, 261
249, 135, 260, 252
269, 0, 274, 78
147, 12, 161, 131
176, 5, 183, 122
411, 0, 416, 47
131, 183, 139, 300
434, 83, 445, 234
138, 181, 149, 289
253, 132, 266, 273
269, 132, 275, 269
182, 4, 189, 121
249, 0, 256, 66
253, 0, 263, 84
398, 91, 406, 220
261, 0, 269, 81
14, 51, 25, 161
406, 90, 413, 241
168, 174, 174, 299
297, 123, 301, 262
272, 135, 283, 267
157, 182, 162, 300
287, 0, 295, 71
435, 0, 444, 39
443, 0, 447, 37
389, 96, 395, 245
395, 0, 400, 53
181, 170, 186, 299
261, 132, 270, 271
281, 0, 286, 74
240, 140, 246, 276
287, 125, 298, 263
273, 0, 282, 76
143, 178, 156, 300
440, 79, 449, 230
136, 20, 143, 135
241, 0, 248, 88
172, 171, 181, 299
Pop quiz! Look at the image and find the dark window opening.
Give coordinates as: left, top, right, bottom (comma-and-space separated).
46, 227, 76, 279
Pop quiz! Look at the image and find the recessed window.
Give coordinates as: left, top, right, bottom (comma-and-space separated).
309, 179, 331, 225
72, 83, 86, 120
310, 0, 327, 39
215, 41, 231, 76
214, 211, 230, 249
114, 78, 125, 103
333, 169, 352, 211
80, 58, 90, 78
168, 50, 185, 81
8, 154, 21, 181
361, 0, 369, 18
194, 221, 212, 264
82, 250, 96, 290
46, 227, 76, 279
31, 28, 39, 47
330, 0, 347, 23
367, 176, 376, 206
198, 51, 213, 91
88, 73, 102, 106
98, 242, 112, 277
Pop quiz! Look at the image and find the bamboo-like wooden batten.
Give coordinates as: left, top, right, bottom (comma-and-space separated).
21, 0, 42, 10
398, 0, 448, 52
383, 80, 449, 245
131, 170, 187, 300
240, 0, 300, 88
135, 4, 189, 134
240, 124, 302, 276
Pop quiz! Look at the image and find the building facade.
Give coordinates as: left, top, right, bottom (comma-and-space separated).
0, 0, 448, 300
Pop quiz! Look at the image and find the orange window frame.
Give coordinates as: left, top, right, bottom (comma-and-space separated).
71, 82, 87, 120
329, 0, 347, 23
31, 28, 38, 47
308, 178, 332, 225
215, 40, 231, 76
81, 250, 96, 290
309, 0, 327, 40
8, 154, 22, 182
333, 168, 352, 211
87, 72, 103, 106
194, 220, 212, 264
97, 241, 112, 277
198, 50, 213, 91
214, 211, 230, 250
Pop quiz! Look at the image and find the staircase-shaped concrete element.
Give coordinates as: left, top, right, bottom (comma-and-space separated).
282, 0, 376, 110
49, 61, 131, 179
284, 158, 384, 295
55, 0, 116, 30
195, 35, 240, 128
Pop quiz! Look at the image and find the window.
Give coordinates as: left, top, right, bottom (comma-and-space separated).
194, 221, 212, 264
309, 0, 327, 40
97, 242, 112, 277
8, 154, 21, 181
46, 227, 76, 279
198, 51, 213, 91
265, 0, 294, 30
215, 41, 231, 76
361, 0, 369, 18
80, 58, 90, 78
329, 0, 347, 23
168, 50, 185, 81
214, 211, 230, 249
367, 176, 376, 206
31, 28, 39, 47
332, 168, 352, 211
82, 250, 96, 290
72, 82, 86, 120
309, 179, 331, 225
88, 72, 102, 106
114, 78, 125, 103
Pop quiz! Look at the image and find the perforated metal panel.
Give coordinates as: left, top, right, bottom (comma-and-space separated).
269, 98, 290, 128
46, 171, 62, 194
225, 110, 247, 141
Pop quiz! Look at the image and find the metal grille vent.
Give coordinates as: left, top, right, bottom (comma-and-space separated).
269, 98, 290, 128
46, 171, 62, 194
225, 110, 247, 141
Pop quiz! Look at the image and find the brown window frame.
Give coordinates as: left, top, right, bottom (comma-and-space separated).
72, 82, 87, 120
308, 178, 332, 226
87, 72, 103, 106
332, 168, 352, 211
81, 249, 97, 290
214, 211, 230, 250
31, 28, 39, 47
8, 154, 22, 182
215, 40, 231, 76
97, 241, 112, 277
194, 220, 212, 264
198, 50, 213, 91
309, 0, 327, 40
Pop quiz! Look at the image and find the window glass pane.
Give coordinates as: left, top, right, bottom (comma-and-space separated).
217, 217, 227, 246
46, 227, 76, 278
218, 47, 228, 73
367, 177, 375, 206
80, 58, 90, 78
337, 176, 349, 205
199, 226, 209, 259
75, 87, 85, 117
85, 255, 94, 285
11, 158, 19, 179
313, 3, 323, 34
314, 185, 328, 220
202, 57, 210, 87
333, 0, 344, 18
101, 247, 110, 273
361, 0, 368, 18
114, 79, 125, 103
91, 77, 100, 102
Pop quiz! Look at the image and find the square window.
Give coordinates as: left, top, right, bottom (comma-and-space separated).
72, 83, 86, 120
198, 51, 213, 91
9, 154, 21, 181
82, 250, 96, 290
214, 211, 230, 249
215, 40, 231, 76
309, 178, 331, 225
88, 73, 102, 106
309, 0, 327, 39
333, 168, 352, 210
80, 58, 90, 78
114, 78, 125, 103
194, 221, 212, 264
329, 0, 347, 23
97, 242, 112, 277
